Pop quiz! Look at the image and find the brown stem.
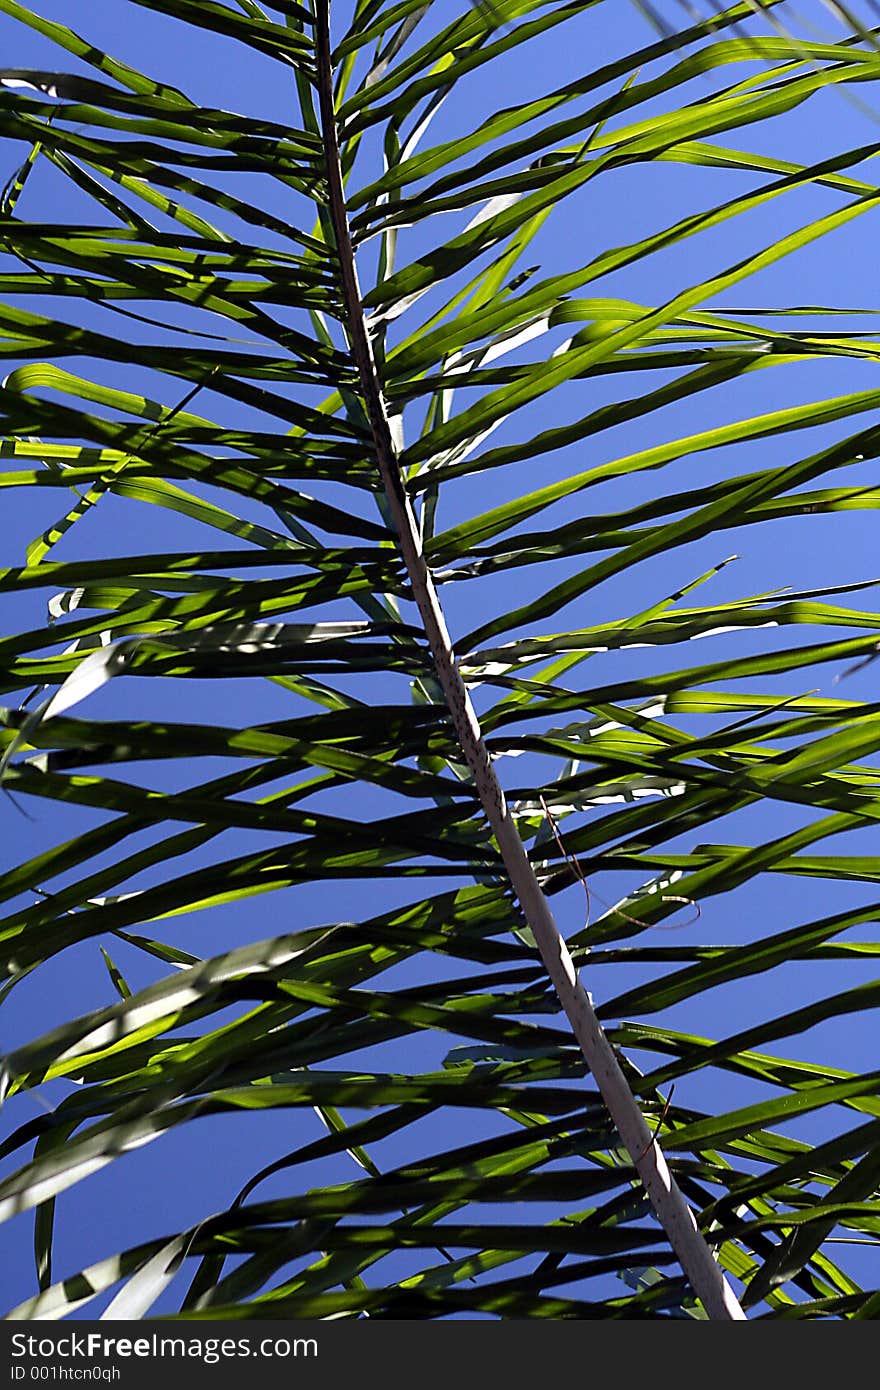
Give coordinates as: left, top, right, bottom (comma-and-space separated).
313, 0, 745, 1322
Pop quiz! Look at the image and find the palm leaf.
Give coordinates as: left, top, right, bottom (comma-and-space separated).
1, 0, 879, 1320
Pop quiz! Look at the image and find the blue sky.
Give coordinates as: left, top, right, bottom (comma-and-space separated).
1, 0, 880, 1316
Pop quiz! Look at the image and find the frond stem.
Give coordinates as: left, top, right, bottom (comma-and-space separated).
313, 0, 745, 1322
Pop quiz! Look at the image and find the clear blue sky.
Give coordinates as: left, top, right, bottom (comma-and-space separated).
1, 0, 879, 1314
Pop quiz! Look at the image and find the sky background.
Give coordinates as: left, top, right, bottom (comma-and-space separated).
1, 0, 880, 1316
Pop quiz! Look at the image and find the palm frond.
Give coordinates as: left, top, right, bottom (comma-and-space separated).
1, 0, 880, 1320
